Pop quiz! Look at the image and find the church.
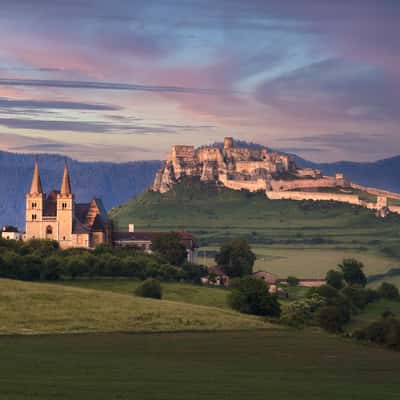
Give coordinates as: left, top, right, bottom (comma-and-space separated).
25, 161, 112, 249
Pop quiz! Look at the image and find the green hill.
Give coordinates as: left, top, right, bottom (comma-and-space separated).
0, 278, 269, 335
110, 179, 400, 279
110, 178, 400, 247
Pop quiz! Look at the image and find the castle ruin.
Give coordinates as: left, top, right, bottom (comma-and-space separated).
153, 137, 400, 218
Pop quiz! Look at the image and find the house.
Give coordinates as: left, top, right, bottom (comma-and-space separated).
112, 229, 198, 263
25, 161, 112, 249
1, 225, 21, 241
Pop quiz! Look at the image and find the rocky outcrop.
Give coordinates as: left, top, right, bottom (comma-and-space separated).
153, 137, 321, 193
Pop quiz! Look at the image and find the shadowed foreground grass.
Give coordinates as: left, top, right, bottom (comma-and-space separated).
0, 279, 269, 334
1, 330, 400, 400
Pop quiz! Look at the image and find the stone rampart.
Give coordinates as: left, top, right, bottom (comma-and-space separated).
270, 177, 341, 191
351, 183, 400, 201
266, 190, 361, 205
220, 175, 267, 192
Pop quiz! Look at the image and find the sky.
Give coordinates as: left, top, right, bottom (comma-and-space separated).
0, 0, 399, 162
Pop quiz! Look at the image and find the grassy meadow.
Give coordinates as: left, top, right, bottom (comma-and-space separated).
110, 179, 400, 281
58, 279, 230, 309
0, 279, 268, 335
1, 330, 400, 400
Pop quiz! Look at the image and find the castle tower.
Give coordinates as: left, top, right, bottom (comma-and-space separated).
57, 162, 74, 246
223, 137, 234, 150
25, 161, 45, 240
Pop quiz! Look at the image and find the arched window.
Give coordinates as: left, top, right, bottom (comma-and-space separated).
46, 226, 53, 235
32, 202, 37, 209
62, 202, 68, 209
32, 214, 37, 221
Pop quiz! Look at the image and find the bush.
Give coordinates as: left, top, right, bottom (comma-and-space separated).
134, 279, 163, 299
376, 282, 400, 300
354, 316, 400, 349
338, 258, 367, 287
325, 269, 344, 290
215, 239, 256, 278
280, 295, 326, 328
317, 306, 345, 333
229, 276, 280, 317
287, 276, 300, 287
341, 287, 379, 310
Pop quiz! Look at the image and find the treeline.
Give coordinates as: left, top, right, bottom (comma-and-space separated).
0, 238, 206, 282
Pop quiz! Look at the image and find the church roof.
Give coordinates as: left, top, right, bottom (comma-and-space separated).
29, 161, 43, 194
60, 163, 72, 195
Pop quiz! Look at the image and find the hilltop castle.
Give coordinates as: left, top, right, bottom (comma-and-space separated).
25, 162, 112, 248
153, 137, 400, 217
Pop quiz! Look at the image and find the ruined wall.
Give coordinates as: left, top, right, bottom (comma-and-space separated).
269, 177, 346, 191
266, 190, 361, 205
351, 183, 400, 201
219, 175, 267, 192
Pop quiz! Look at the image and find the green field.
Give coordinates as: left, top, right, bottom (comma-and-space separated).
110, 179, 400, 248
110, 179, 400, 280
200, 245, 399, 279
57, 279, 230, 309
0, 279, 268, 335
1, 330, 400, 400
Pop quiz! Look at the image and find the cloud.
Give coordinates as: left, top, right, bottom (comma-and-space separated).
0, 98, 120, 111
0, 78, 219, 95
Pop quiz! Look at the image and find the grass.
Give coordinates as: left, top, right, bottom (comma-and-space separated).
346, 299, 400, 331
0, 278, 270, 335
199, 245, 399, 278
1, 330, 400, 399
110, 179, 400, 251
57, 279, 230, 309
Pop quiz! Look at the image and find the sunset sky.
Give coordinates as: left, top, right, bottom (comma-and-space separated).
0, 0, 399, 162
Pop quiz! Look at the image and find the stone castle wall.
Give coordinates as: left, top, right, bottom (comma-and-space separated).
269, 177, 348, 191
266, 190, 361, 205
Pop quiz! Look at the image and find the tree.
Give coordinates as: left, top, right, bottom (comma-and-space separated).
377, 282, 400, 300
338, 258, 367, 287
135, 279, 162, 299
317, 306, 345, 333
151, 233, 187, 267
326, 269, 344, 290
228, 276, 280, 317
287, 276, 300, 286
215, 239, 256, 278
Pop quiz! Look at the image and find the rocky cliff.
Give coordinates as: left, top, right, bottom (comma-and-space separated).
153, 137, 323, 193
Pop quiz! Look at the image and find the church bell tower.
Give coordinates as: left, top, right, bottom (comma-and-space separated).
57, 163, 74, 247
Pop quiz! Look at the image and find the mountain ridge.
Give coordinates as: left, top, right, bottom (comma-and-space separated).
2, 146, 400, 229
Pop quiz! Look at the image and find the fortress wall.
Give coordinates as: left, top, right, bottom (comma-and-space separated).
266, 190, 361, 205
196, 148, 224, 164
351, 183, 400, 201
235, 160, 276, 174
389, 206, 400, 215
270, 177, 339, 191
219, 175, 267, 192
172, 145, 195, 160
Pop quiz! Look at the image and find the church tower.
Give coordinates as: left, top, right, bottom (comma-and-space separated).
25, 161, 45, 240
57, 163, 74, 247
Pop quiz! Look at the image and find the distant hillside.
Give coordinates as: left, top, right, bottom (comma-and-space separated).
110, 178, 400, 247
0, 151, 162, 228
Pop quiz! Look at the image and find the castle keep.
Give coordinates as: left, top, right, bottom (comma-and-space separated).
25, 162, 111, 248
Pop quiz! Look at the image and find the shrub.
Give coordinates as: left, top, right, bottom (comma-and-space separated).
354, 317, 400, 349
215, 239, 256, 278
325, 269, 344, 290
134, 279, 162, 299
229, 276, 280, 317
376, 282, 400, 300
338, 258, 367, 287
280, 295, 326, 328
287, 276, 300, 286
317, 306, 345, 333
341, 287, 379, 310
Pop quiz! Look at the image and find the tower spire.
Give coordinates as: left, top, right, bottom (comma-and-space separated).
29, 160, 43, 194
60, 161, 72, 195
